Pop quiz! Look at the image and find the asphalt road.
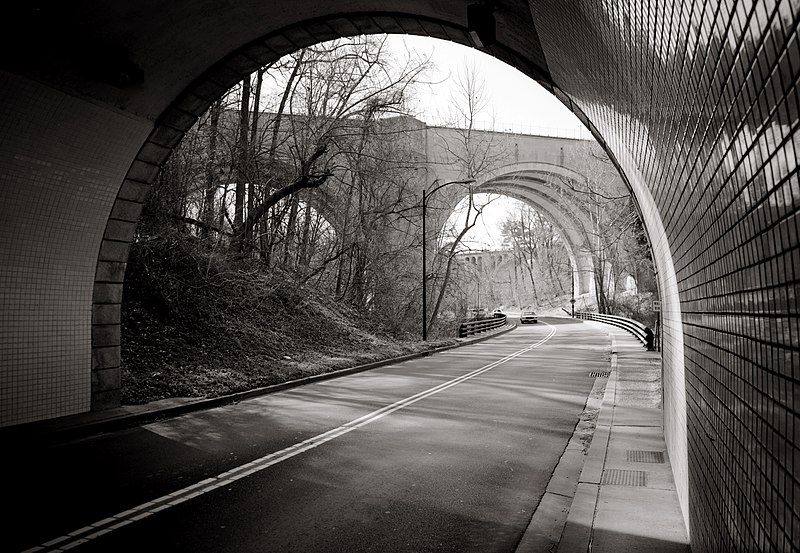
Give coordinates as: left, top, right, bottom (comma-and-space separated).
7, 317, 611, 553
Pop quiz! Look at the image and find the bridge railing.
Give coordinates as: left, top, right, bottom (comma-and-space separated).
575, 312, 649, 347
458, 315, 508, 338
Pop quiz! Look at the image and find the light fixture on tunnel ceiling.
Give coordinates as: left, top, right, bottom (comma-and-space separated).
467, 1, 496, 48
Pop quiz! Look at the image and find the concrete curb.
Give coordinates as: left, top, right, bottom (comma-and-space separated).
3, 323, 517, 447
515, 378, 606, 552
556, 331, 618, 553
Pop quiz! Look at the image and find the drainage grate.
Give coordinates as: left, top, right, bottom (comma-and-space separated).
601, 469, 647, 486
627, 450, 665, 463
590, 371, 610, 377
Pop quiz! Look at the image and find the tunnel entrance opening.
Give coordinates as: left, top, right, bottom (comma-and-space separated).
116, 33, 666, 410
1, 10, 687, 534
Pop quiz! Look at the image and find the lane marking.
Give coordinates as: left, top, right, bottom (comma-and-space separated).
23, 323, 557, 553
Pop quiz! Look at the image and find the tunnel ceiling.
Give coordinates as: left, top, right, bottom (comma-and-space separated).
0, 1, 552, 121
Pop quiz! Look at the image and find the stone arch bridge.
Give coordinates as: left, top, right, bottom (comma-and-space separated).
313, 122, 619, 299
426, 153, 614, 298
1, 2, 798, 551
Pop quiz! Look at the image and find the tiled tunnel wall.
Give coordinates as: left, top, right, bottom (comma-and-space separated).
0, 71, 152, 425
532, 0, 800, 550
0, 1, 797, 551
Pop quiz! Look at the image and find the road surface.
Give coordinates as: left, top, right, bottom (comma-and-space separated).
7, 318, 611, 552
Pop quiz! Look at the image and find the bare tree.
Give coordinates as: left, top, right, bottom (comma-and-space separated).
500, 205, 572, 309
210, 36, 429, 261
554, 143, 655, 313
425, 61, 507, 335
427, 189, 494, 331
141, 35, 444, 336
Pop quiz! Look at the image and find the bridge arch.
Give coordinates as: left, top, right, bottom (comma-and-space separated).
472, 188, 595, 297
439, 162, 603, 297
1, 3, 797, 550
476, 161, 611, 297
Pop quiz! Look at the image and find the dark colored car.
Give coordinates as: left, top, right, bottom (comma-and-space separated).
520, 310, 538, 324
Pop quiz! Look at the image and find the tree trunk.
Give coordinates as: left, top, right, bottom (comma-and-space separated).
350, 246, 367, 306
283, 195, 300, 266
546, 247, 565, 295
428, 204, 478, 334
250, 69, 264, 156
525, 261, 540, 307
298, 203, 313, 266
233, 77, 251, 252
247, 69, 264, 247
217, 184, 229, 231
202, 100, 221, 237
335, 172, 356, 298
269, 52, 304, 164
427, 247, 458, 334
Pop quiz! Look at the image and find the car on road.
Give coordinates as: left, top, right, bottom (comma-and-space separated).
492, 309, 505, 318
520, 310, 538, 324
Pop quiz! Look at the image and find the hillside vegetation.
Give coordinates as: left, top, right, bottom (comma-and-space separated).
121, 236, 454, 405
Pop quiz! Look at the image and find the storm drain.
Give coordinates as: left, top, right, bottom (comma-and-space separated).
627, 450, 665, 463
601, 469, 647, 486
590, 371, 610, 377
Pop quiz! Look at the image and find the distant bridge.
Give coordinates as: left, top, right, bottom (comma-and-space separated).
311, 119, 618, 297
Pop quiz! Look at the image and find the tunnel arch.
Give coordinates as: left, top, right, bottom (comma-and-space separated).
0, 2, 688, 531
2, 3, 798, 551
90, 14, 654, 421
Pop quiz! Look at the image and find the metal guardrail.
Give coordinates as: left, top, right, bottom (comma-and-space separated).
576, 312, 653, 349
458, 315, 507, 338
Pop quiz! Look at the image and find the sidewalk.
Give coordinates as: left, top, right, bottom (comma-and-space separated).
519, 324, 690, 553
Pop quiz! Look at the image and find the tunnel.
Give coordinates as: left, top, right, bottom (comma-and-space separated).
0, 2, 797, 551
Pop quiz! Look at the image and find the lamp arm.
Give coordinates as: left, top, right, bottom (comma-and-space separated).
425, 178, 476, 198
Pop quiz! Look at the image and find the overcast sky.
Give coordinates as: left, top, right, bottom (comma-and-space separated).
387, 35, 586, 138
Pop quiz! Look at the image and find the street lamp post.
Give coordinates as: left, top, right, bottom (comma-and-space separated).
571, 265, 576, 317
422, 178, 475, 341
